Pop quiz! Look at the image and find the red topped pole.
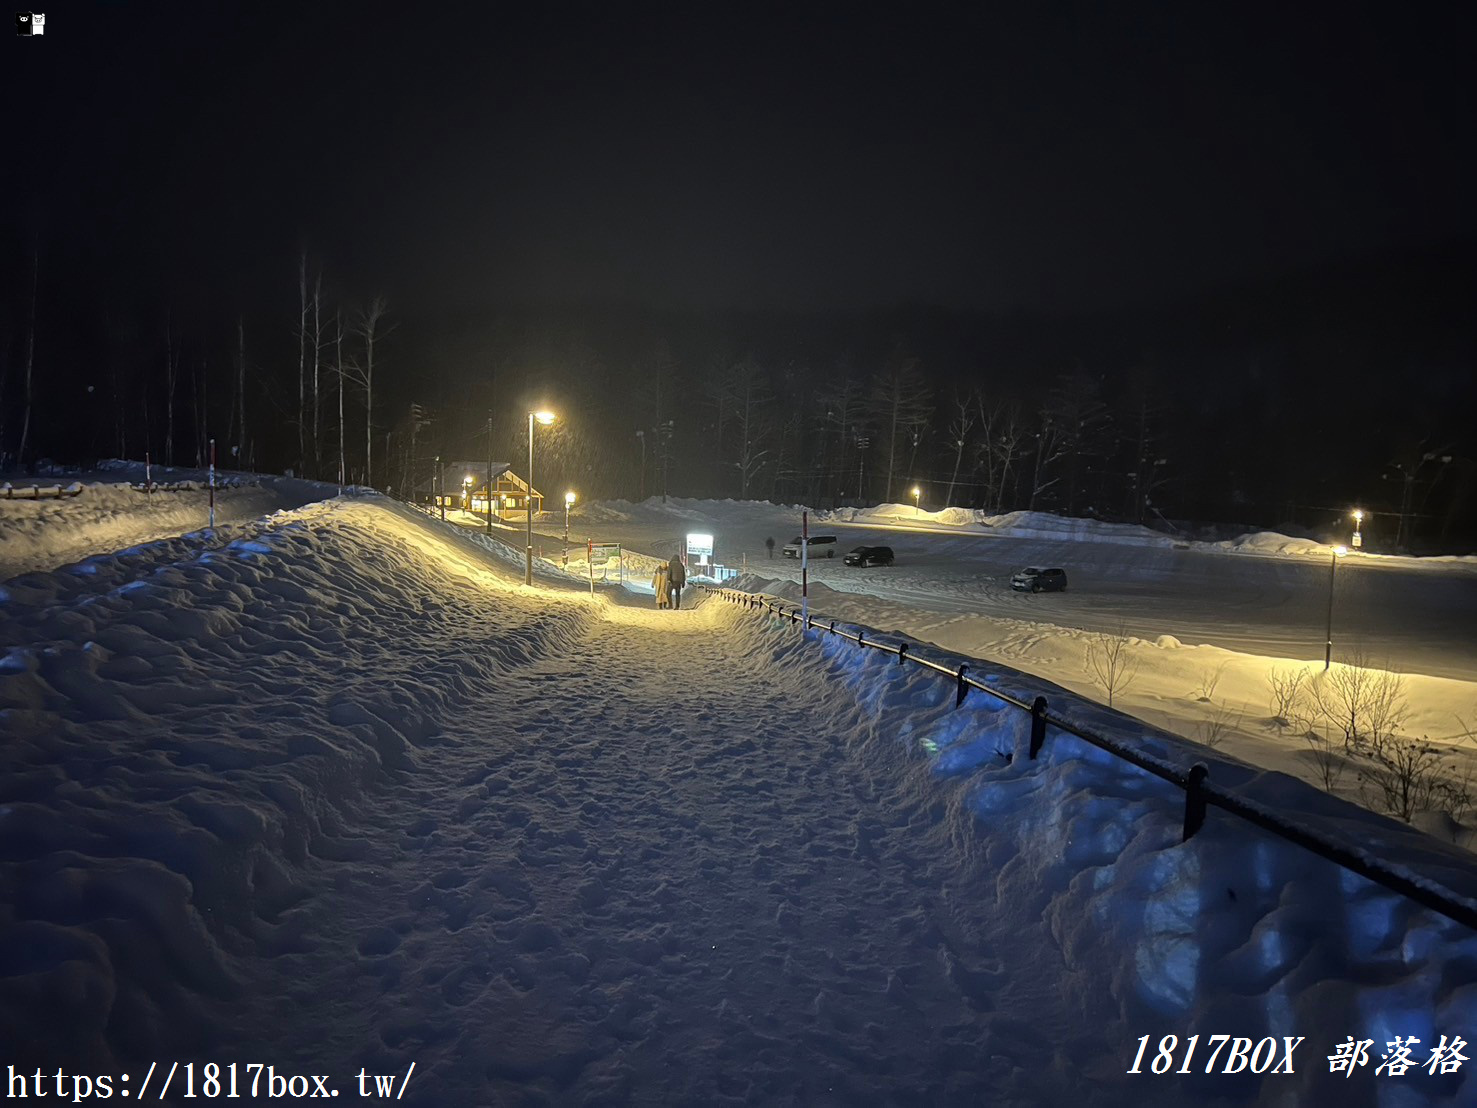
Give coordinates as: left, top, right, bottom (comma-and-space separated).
801, 509, 809, 634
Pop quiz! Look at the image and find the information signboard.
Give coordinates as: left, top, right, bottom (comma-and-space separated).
586, 542, 623, 593
686, 532, 714, 565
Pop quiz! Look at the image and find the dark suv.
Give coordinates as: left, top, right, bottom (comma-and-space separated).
1010, 566, 1068, 592
843, 545, 894, 567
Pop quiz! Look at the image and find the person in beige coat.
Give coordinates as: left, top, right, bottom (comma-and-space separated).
652, 563, 669, 609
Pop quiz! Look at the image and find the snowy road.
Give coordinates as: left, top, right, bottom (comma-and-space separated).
3, 498, 1473, 1106
537, 506, 1477, 682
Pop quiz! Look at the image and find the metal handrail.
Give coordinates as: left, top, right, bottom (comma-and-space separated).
704, 586, 1477, 933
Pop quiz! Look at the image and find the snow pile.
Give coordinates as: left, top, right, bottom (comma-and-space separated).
1, 495, 1474, 1105
981, 509, 1176, 547
1210, 531, 1336, 557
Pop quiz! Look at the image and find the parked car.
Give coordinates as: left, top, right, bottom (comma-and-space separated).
843, 545, 895, 567
1011, 566, 1068, 592
782, 535, 837, 558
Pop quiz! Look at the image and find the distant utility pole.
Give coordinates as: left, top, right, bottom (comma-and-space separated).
487, 412, 495, 534
659, 419, 674, 503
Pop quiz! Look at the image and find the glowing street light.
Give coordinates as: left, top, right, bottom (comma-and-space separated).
1352, 508, 1364, 550
912, 485, 921, 517
1325, 544, 1348, 670
564, 491, 576, 544
526, 410, 556, 585
462, 474, 473, 512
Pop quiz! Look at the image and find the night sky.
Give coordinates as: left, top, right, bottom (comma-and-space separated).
11, 0, 1472, 313
5, 2, 1475, 536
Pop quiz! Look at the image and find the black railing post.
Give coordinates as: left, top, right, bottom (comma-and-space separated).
955, 664, 970, 708
829, 620, 836, 635
897, 643, 908, 666
1183, 764, 1210, 841
857, 631, 866, 649
1029, 696, 1048, 759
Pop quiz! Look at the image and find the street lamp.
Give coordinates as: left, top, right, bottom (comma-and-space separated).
462, 474, 473, 513
526, 410, 556, 585
563, 490, 576, 567
912, 485, 921, 517
1324, 544, 1348, 670
1352, 509, 1364, 551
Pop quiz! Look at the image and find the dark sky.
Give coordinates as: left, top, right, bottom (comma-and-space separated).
10, 0, 1474, 317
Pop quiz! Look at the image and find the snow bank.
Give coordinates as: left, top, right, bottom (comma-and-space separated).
0, 474, 339, 580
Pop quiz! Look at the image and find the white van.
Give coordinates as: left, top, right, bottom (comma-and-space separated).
782, 535, 838, 558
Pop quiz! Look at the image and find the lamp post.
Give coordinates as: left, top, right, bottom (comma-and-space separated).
462, 474, 473, 513
1324, 545, 1347, 670
563, 490, 576, 568
526, 410, 556, 585
912, 485, 921, 517
1351, 509, 1364, 551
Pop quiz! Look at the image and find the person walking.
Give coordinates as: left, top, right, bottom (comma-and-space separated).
765, 536, 775, 558
652, 562, 669, 609
667, 553, 687, 610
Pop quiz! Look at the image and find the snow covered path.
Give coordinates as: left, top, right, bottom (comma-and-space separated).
3, 497, 1474, 1106
244, 592, 1095, 1106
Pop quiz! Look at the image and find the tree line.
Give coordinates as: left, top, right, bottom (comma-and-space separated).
2, 245, 1472, 547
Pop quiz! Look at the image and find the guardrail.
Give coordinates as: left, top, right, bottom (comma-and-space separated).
706, 586, 1477, 934
2, 482, 83, 499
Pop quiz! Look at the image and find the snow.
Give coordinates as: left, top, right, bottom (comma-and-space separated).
0, 462, 343, 580
1, 487, 1475, 1105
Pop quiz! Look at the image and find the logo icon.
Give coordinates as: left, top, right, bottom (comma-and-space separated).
17, 11, 44, 35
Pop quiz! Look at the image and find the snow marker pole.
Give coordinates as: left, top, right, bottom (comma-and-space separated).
145, 451, 152, 497
208, 439, 216, 528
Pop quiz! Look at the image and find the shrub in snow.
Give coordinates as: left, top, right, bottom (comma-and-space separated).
1082, 624, 1140, 708
1267, 666, 1309, 730
1305, 650, 1409, 755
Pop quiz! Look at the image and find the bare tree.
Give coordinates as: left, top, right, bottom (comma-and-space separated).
817, 376, 864, 502
193, 352, 208, 467
943, 389, 976, 509
1044, 369, 1112, 516
350, 295, 392, 487
163, 310, 179, 465
1082, 625, 1140, 708
297, 250, 308, 474
17, 247, 39, 467
1026, 409, 1064, 511
1387, 438, 1455, 550
975, 399, 1028, 513
1122, 365, 1171, 523
727, 357, 773, 499
335, 308, 347, 491
235, 316, 248, 468
865, 354, 932, 503
311, 269, 325, 477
